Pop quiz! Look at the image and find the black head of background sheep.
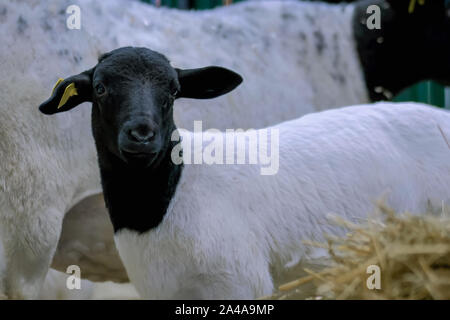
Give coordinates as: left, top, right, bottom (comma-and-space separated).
353, 0, 450, 100
39, 46, 243, 232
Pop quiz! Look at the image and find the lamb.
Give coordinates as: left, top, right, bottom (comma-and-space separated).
39, 47, 450, 299
1, 0, 449, 298
54, 0, 450, 285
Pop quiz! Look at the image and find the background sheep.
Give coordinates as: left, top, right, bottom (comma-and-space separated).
1, 0, 448, 298
39, 47, 450, 298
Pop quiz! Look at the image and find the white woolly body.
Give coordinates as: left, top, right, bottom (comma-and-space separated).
115, 102, 450, 299
0, 0, 367, 297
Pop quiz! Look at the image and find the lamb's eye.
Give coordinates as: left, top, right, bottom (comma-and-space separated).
95, 84, 106, 96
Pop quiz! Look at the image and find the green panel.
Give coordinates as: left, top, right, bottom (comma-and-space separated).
162, 0, 179, 7
446, 88, 450, 109
195, 0, 247, 10
393, 81, 446, 109
140, 0, 246, 9
194, 0, 224, 10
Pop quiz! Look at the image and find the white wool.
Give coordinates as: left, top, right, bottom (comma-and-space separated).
38, 269, 94, 300
115, 103, 450, 299
37, 269, 139, 300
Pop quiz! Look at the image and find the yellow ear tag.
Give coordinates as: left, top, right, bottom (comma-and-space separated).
52, 78, 65, 95
57, 82, 78, 109
408, 0, 425, 14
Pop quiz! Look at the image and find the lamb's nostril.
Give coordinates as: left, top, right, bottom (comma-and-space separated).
129, 128, 155, 143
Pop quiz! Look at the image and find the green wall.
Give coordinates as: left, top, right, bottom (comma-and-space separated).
394, 81, 447, 109
140, 0, 244, 10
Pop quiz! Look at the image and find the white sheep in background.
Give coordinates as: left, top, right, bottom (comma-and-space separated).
0, 229, 95, 299
1, 0, 449, 298
39, 47, 450, 298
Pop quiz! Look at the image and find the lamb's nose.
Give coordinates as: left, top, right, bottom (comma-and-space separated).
128, 127, 154, 143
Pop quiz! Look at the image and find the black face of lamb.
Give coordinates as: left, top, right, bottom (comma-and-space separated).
38, 46, 243, 233
89, 48, 181, 231
91, 48, 180, 167
353, 0, 450, 101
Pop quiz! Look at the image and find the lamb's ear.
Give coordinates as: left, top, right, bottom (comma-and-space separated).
175, 66, 243, 99
39, 69, 93, 115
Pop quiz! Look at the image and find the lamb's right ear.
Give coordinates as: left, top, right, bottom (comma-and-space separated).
175, 66, 243, 99
39, 69, 93, 115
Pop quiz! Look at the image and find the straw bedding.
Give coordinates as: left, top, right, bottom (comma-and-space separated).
269, 203, 450, 300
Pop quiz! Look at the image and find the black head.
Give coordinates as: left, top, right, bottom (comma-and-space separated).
354, 0, 450, 100
39, 47, 243, 167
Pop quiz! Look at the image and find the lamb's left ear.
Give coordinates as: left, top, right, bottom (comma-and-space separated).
175, 66, 243, 99
39, 69, 93, 115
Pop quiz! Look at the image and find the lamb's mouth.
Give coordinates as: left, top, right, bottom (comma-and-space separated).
120, 149, 156, 163
122, 150, 149, 156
